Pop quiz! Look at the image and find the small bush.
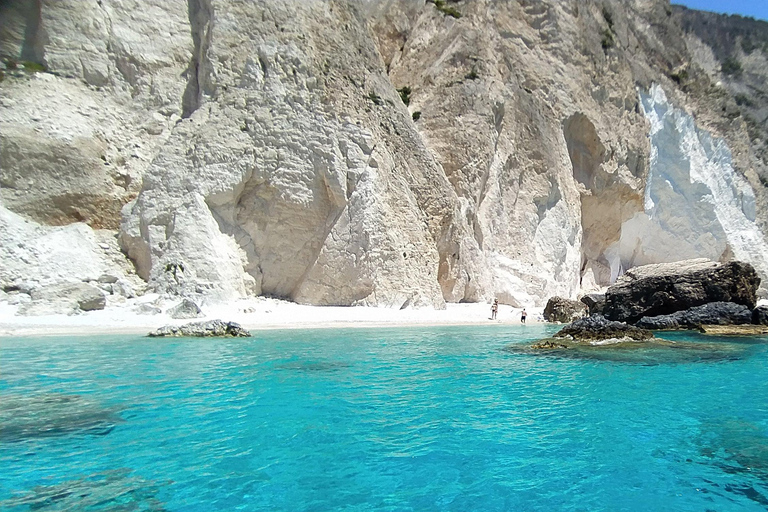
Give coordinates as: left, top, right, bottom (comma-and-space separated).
735, 93, 754, 107
670, 69, 688, 84
367, 91, 383, 105
428, 0, 461, 19
742, 38, 759, 54
397, 86, 412, 106
465, 67, 479, 80
601, 28, 615, 50
722, 57, 743, 76
22, 61, 46, 73
602, 7, 614, 29
412, 111, 421, 121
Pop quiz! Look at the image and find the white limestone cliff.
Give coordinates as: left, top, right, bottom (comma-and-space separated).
2, 0, 767, 310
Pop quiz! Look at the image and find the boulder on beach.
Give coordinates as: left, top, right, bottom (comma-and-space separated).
17, 282, 106, 316
167, 299, 203, 319
636, 302, 753, 330
148, 320, 251, 338
543, 296, 588, 323
603, 259, 760, 324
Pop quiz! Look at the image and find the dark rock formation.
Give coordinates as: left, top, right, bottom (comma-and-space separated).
167, 298, 203, 319
753, 306, 768, 326
148, 319, 251, 337
580, 293, 605, 315
604, 260, 760, 324
636, 302, 753, 330
554, 314, 653, 342
544, 296, 588, 323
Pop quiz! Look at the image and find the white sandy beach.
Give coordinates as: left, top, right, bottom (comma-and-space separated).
0, 296, 545, 337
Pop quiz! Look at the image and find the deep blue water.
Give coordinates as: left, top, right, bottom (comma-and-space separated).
1, 325, 768, 511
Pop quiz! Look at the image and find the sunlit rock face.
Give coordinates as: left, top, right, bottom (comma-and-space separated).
604, 85, 768, 294
3, 0, 768, 308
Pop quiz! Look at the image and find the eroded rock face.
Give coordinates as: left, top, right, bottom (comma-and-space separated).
604, 260, 760, 323
2, 0, 768, 309
636, 302, 753, 330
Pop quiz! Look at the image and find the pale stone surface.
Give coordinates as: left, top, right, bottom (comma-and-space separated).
2, 0, 768, 312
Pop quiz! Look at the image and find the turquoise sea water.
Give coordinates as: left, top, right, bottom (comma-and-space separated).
1, 325, 768, 511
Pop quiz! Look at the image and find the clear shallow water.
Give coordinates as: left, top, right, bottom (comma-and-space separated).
1, 325, 768, 511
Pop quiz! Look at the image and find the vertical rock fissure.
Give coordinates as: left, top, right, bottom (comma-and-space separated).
20, 0, 45, 65
182, 0, 213, 118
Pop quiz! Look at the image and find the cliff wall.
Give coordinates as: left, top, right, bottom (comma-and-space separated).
1, 0, 767, 309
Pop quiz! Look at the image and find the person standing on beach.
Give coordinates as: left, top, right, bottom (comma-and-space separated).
521, 308, 527, 323
491, 299, 498, 320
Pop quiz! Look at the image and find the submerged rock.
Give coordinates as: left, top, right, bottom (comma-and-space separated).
553, 314, 653, 343
148, 319, 251, 338
604, 260, 760, 324
0, 393, 122, 441
698, 324, 768, 336
543, 296, 588, 323
636, 302, 753, 330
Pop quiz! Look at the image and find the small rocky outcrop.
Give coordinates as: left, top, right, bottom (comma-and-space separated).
603, 260, 760, 324
148, 320, 251, 338
753, 306, 768, 326
636, 302, 753, 330
167, 299, 203, 319
580, 293, 605, 316
543, 297, 588, 323
553, 314, 654, 343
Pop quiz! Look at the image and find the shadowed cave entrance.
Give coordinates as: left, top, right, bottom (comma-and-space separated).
563, 113, 643, 287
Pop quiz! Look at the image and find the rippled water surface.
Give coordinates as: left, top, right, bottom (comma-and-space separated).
2, 325, 768, 511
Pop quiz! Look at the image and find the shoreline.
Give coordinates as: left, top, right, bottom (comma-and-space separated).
0, 298, 545, 338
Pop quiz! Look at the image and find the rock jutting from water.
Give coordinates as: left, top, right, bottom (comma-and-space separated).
552, 314, 654, 343
148, 320, 251, 338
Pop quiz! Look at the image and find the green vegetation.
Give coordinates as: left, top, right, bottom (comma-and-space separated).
22, 61, 46, 73
412, 111, 421, 121
397, 86, 412, 106
465, 67, 479, 80
742, 38, 759, 54
601, 28, 615, 50
367, 91, 383, 105
600, 7, 616, 51
735, 93, 754, 107
670, 69, 688, 84
721, 57, 743, 76
1, 57, 47, 75
602, 7, 614, 29
427, 0, 461, 19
